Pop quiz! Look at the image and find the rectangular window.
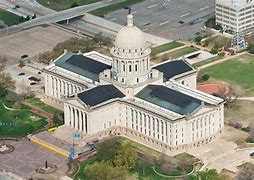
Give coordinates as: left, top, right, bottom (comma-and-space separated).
129, 65, 131, 72
135, 64, 138, 71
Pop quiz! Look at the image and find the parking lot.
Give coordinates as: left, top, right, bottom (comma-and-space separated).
104, 0, 215, 40
0, 25, 79, 65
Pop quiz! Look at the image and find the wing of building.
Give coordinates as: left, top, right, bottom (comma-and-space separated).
43, 13, 224, 153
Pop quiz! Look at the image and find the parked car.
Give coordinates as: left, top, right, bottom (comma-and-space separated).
21, 54, 28, 59
28, 76, 41, 81
30, 82, 37, 86
250, 152, 254, 158
17, 72, 25, 76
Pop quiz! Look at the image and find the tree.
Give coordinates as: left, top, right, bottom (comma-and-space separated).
38, 51, 55, 65
177, 156, 193, 173
201, 74, 210, 81
210, 47, 218, 54
0, 55, 7, 71
248, 42, 254, 54
70, 2, 79, 8
114, 142, 137, 170
158, 152, 176, 173
197, 169, 220, 180
85, 161, 128, 180
96, 139, 122, 162
25, 15, 30, 21
93, 32, 104, 47
0, 72, 15, 93
19, 16, 25, 23
203, 39, 210, 47
194, 35, 202, 45
216, 84, 242, 108
237, 162, 254, 180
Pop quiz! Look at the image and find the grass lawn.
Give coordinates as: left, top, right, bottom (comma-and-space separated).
0, 9, 20, 28
0, 97, 47, 137
91, 0, 144, 16
193, 55, 222, 68
225, 100, 254, 127
74, 136, 199, 180
207, 35, 230, 48
152, 46, 198, 63
151, 41, 184, 55
199, 53, 254, 96
26, 97, 63, 117
37, 0, 101, 11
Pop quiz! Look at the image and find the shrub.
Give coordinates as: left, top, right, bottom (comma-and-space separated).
201, 74, 209, 81
194, 35, 202, 45
218, 52, 225, 57
234, 122, 242, 129
246, 136, 254, 143
241, 127, 251, 132
70, 2, 79, 8
210, 47, 218, 55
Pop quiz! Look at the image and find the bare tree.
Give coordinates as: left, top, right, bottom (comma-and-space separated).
0, 55, 7, 71
158, 153, 176, 173
216, 84, 242, 108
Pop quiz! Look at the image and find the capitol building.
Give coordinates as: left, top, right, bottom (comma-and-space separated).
43, 14, 224, 153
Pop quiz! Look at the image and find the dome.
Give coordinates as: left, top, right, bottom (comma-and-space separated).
115, 14, 146, 50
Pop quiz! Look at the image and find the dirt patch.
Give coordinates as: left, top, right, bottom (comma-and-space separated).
197, 83, 229, 95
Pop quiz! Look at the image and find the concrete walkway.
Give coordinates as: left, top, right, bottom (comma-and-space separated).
238, 97, 254, 101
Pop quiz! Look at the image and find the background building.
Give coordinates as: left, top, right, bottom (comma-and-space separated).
216, 0, 254, 33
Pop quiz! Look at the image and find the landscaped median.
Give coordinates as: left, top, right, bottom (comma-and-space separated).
74, 136, 201, 180
0, 9, 20, 28
29, 135, 69, 157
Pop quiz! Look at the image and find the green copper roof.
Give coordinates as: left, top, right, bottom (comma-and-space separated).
136, 85, 201, 115
55, 53, 111, 82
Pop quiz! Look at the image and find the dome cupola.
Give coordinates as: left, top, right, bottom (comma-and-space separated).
114, 14, 146, 51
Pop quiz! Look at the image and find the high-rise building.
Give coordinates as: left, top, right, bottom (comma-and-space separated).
216, 0, 254, 33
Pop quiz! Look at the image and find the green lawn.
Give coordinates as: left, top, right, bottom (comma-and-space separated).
37, 0, 101, 11
26, 97, 63, 117
151, 41, 184, 55
91, 0, 144, 16
225, 100, 254, 127
193, 55, 222, 68
0, 9, 20, 28
207, 35, 229, 48
200, 53, 254, 96
74, 136, 199, 180
0, 97, 47, 137
154, 47, 198, 63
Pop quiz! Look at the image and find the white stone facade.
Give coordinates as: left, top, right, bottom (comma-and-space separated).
46, 14, 224, 152
216, 0, 254, 33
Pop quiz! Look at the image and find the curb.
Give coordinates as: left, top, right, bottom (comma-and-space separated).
30, 137, 68, 157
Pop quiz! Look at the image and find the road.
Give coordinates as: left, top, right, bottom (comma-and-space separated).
0, 0, 117, 34
105, 0, 215, 40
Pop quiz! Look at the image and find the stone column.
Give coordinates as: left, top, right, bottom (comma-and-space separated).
75, 108, 79, 130
162, 121, 168, 143
70, 106, 74, 128
79, 110, 82, 131
65, 82, 69, 96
